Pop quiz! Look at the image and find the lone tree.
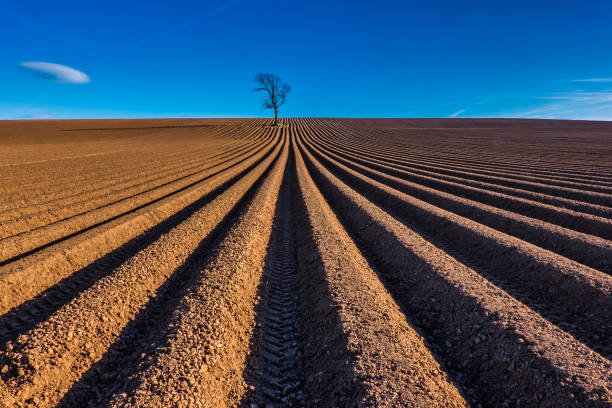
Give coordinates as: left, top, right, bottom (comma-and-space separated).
253, 73, 291, 126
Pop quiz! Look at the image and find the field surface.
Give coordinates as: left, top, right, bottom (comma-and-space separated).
0, 118, 611, 407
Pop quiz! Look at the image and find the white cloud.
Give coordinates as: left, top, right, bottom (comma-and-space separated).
19, 61, 90, 83
448, 108, 467, 118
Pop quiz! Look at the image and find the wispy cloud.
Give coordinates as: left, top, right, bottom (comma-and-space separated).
26, 113, 55, 119
571, 78, 612, 83
448, 108, 467, 118
0, 105, 55, 120
0, 104, 252, 120
19, 61, 90, 84
511, 90, 612, 120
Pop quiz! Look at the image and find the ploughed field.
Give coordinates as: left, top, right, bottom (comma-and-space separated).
0, 117, 611, 407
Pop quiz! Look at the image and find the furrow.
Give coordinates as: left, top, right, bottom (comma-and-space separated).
0, 132, 273, 261
354, 145, 612, 190
312, 124, 612, 195
296, 133, 612, 359
306, 129, 612, 240
0, 122, 257, 205
302, 135, 612, 275
1, 117, 610, 408
0, 122, 263, 208
0, 136, 243, 210
295, 127, 612, 407
311, 118, 612, 180
242, 148, 303, 407
0, 134, 278, 316
308, 123, 612, 220
0, 133, 263, 234
0, 152, 253, 345
0, 132, 283, 407
290, 133, 468, 407
94, 131, 288, 408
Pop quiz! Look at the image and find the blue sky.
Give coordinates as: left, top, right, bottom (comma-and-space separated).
2, 0, 612, 120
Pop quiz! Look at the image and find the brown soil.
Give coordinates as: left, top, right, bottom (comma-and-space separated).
0, 117, 610, 407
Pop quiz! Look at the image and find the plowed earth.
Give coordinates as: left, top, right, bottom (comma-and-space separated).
0, 118, 610, 407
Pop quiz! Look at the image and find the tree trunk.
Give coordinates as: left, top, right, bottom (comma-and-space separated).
274, 107, 278, 126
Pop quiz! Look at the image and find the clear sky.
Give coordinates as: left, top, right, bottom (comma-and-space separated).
2, 1, 612, 120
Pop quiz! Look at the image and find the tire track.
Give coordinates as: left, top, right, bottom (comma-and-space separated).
95, 130, 287, 408
242, 153, 303, 407
0, 145, 265, 345
1, 118, 610, 407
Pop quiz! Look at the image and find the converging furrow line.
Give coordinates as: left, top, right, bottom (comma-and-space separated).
246, 169, 304, 407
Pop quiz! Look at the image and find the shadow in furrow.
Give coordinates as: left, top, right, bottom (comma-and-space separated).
242, 154, 304, 407
285, 144, 363, 407
0, 136, 262, 241
299, 141, 610, 407
57, 146, 281, 407
0, 137, 273, 267
311, 141, 612, 274
0, 149, 272, 346
303, 141, 612, 360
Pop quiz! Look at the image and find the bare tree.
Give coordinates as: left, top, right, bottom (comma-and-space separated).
253, 73, 291, 126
